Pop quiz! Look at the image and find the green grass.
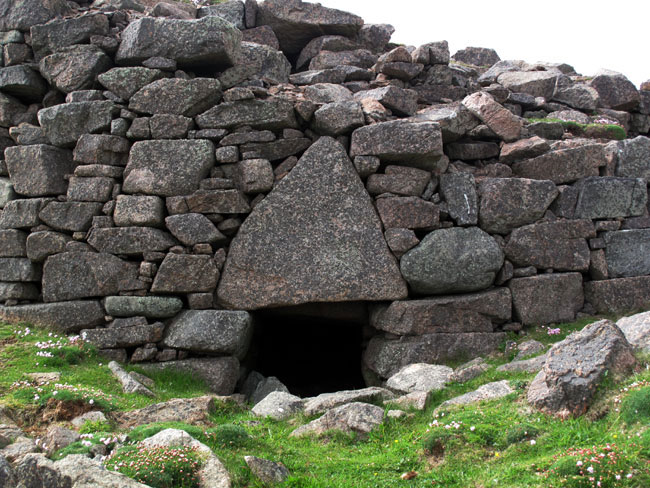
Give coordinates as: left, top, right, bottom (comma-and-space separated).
526, 118, 627, 140
2, 317, 650, 487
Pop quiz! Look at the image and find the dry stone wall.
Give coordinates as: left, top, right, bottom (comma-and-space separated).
0, 0, 650, 393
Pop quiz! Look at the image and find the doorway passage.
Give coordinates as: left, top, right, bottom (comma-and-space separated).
248, 304, 368, 397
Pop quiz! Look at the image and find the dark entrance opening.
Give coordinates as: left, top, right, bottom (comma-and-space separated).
248, 303, 368, 397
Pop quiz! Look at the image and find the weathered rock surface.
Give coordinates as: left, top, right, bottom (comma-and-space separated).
616, 136, 650, 181
245, 456, 290, 485
256, 0, 363, 56
603, 230, 650, 278
573, 177, 647, 219
37, 101, 117, 147
462, 91, 522, 141
113, 395, 216, 428
364, 333, 505, 378
616, 311, 650, 352
87, 227, 177, 255
504, 220, 594, 271
441, 380, 513, 407
252, 391, 304, 420
116, 16, 242, 70
0, 300, 104, 332
477, 178, 558, 234
197, 98, 297, 130
123, 139, 214, 197
5, 145, 75, 197
303, 387, 395, 416
151, 254, 219, 294
528, 319, 637, 417
42, 252, 139, 302
385, 363, 453, 394
512, 145, 607, 184
585, 276, 650, 314
291, 402, 384, 438
510, 273, 584, 325
108, 360, 154, 396
39, 45, 112, 94
104, 295, 182, 318
350, 120, 444, 171
218, 136, 407, 309
129, 77, 221, 117
163, 310, 252, 358
370, 288, 511, 335
400, 227, 504, 295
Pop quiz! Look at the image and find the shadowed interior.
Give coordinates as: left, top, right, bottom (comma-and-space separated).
249, 305, 368, 397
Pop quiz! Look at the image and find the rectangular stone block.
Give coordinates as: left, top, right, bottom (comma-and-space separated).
0, 258, 41, 281
585, 276, 650, 314
370, 288, 512, 335
509, 273, 584, 325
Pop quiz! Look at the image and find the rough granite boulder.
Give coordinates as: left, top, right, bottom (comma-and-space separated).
252, 391, 304, 420
616, 136, 650, 181
512, 144, 608, 184
573, 177, 647, 219
290, 402, 384, 438
98, 67, 167, 100
116, 16, 242, 70
151, 254, 219, 294
31, 12, 109, 58
303, 387, 395, 416
104, 295, 183, 318
0, 300, 105, 332
589, 70, 640, 111
129, 77, 221, 117
528, 319, 637, 418
87, 227, 178, 255
385, 363, 453, 394
42, 252, 139, 302
461, 91, 522, 141
37, 101, 117, 147
5, 145, 75, 197
510, 273, 584, 325
616, 312, 650, 352
477, 178, 558, 234
504, 220, 595, 271
400, 227, 504, 295
364, 333, 505, 379
603, 229, 650, 278
370, 288, 512, 335
256, 0, 364, 57
585, 276, 650, 314
39, 45, 112, 94
217, 136, 407, 309
350, 120, 444, 171
163, 310, 252, 358
0, 0, 70, 31
123, 139, 215, 197
197, 98, 298, 130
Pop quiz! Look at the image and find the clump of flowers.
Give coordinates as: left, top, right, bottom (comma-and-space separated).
31, 332, 92, 366
10, 380, 116, 409
547, 327, 561, 336
540, 444, 637, 487
105, 445, 205, 488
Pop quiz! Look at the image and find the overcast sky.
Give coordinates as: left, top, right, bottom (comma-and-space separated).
318, 0, 649, 88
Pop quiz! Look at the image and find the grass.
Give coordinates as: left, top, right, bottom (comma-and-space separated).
526, 117, 627, 140
1, 316, 650, 487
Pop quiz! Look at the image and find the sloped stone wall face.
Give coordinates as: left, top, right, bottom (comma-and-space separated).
1, 0, 649, 392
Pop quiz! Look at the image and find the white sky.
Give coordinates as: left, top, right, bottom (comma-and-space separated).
318, 0, 649, 88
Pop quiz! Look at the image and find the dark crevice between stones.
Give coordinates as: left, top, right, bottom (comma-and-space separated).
246, 302, 369, 397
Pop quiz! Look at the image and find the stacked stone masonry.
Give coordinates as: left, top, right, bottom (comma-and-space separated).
0, 0, 650, 392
